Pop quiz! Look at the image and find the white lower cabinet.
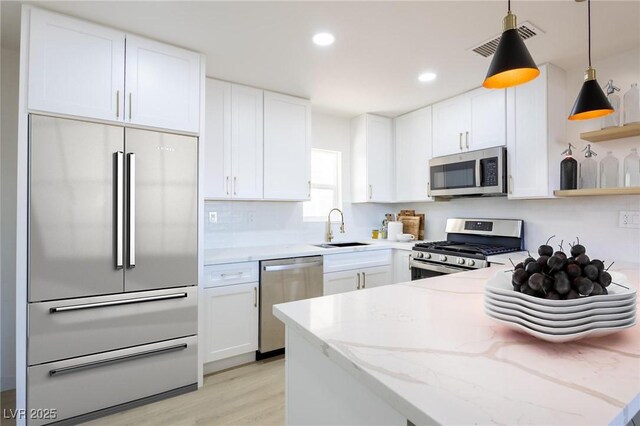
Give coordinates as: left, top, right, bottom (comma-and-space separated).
323, 265, 392, 296
202, 283, 258, 363
393, 250, 412, 284
324, 270, 359, 296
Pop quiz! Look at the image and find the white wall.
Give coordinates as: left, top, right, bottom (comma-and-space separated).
204, 111, 390, 249
1, 47, 19, 391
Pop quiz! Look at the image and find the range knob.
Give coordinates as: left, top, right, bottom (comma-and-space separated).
424, 253, 431, 259
440, 255, 447, 262
415, 252, 424, 259
457, 258, 465, 265
468, 260, 475, 267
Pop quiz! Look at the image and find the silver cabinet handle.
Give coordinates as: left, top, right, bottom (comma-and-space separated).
509, 175, 514, 194
362, 272, 366, 288
115, 152, 124, 270
254, 287, 257, 308
427, 182, 431, 197
356, 272, 361, 290
220, 272, 244, 279
369, 185, 373, 200
226, 176, 230, 195
49, 292, 188, 313
459, 133, 463, 151
128, 92, 133, 120
116, 90, 120, 118
233, 176, 237, 196
263, 261, 322, 272
49, 343, 187, 377
308, 180, 311, 198
465, 131, 470, 149
127, 153, 136, 269
408, 255, 412, 270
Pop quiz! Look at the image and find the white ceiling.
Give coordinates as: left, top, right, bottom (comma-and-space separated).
2, 1, 639, 117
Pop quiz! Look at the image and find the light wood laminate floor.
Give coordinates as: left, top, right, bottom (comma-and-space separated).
1, 357, 284, 426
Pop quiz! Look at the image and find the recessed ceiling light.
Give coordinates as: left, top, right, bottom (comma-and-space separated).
313, 32, 335, 46
418, 72, 437, 82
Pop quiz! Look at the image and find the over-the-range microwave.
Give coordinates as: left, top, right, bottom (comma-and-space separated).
428, 146, 507, 198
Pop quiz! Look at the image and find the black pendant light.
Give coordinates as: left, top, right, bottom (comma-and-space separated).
568, 0, 614, 120
483, 0, 540, 89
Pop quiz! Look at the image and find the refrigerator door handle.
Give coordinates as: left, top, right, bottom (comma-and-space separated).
127, 153, 136, 268
115, 152, 124, 269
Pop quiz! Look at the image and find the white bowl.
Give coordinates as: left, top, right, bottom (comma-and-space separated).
396, 234, 415, 242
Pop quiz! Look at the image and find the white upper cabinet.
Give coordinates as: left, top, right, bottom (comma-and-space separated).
231, 84, 264, 200
432, 88, 506, 157
125, 35, 201, 133
263, 91, 311, 201
351, 114, 394, 202
507, 64, 566, 199
395, 106, 433, 202
28, 8, 125, 122
27, 8, 201, 134
203, 79, 232, 199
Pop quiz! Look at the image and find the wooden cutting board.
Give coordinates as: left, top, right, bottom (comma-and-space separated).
398, 216, 420, 240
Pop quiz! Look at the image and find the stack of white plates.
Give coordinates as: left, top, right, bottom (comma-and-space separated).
484, 270, 637, 342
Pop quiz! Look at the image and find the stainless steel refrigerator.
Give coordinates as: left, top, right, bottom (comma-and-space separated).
27, 115, 198, 425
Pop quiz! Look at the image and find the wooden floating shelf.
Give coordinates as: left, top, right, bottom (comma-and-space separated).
580, 123, 640, 142
554, 187, 640, 197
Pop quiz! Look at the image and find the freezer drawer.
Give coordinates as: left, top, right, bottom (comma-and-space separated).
27, 336, 197, 426
29, 287, 197, 365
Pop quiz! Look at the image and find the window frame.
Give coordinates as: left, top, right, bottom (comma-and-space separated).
303, 148, 342, 222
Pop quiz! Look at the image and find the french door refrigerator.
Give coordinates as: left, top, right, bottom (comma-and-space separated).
27, 115, 198, 425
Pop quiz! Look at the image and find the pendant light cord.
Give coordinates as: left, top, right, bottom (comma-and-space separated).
508, 0, 511, 12
588, 0, 592, 67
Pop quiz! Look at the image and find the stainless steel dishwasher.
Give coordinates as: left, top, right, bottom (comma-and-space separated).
259, 256, 323, 357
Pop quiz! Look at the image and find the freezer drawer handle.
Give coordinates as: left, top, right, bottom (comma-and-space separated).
263, 261, 322, 272
48, 343, 188, 377
49, 292, 188, 313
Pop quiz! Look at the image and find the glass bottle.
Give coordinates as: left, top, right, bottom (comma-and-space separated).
600, 151, 619, 188
579, 144, 598, 189
624, 148, 640, 187
623, 83, 640, 125
560, 143, 578, 190
602, 80, 620, 128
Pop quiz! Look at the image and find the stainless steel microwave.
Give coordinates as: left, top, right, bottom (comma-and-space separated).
428, 147, 507, 198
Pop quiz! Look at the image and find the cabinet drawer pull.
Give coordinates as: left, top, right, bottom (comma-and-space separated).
49, 344, 188, 377
116, 90, 120, 118
356, 273, 361, 290
49, 292, 188, 313
220, 272, 244, 279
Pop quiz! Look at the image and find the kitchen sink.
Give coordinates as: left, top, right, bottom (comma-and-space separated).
314, 242, 371, 249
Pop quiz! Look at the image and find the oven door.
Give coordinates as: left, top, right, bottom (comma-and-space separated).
410, 258, 472, 280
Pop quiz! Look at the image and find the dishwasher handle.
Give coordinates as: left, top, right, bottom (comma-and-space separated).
263, 261, 323, 272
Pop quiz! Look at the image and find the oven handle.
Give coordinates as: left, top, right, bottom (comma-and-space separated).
410, 259, 471, 274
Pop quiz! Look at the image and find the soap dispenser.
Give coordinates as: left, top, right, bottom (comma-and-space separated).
623, 83, 640, 125
579, 144, 598, 189
560, 143, 578, 190
602, 80, 620, 128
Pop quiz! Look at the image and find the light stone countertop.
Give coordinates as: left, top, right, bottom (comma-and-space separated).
274, 263, 640, 425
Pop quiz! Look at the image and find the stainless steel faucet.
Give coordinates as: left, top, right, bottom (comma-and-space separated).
326, 208, 345, 242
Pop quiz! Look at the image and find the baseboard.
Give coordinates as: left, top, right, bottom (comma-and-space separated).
203, 352, 255, 375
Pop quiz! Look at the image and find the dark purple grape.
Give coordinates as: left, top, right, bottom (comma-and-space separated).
601, 286, 608, 295
554, 274, 571, 295
566, 257, 576, 265
591, 283, 604, 296
528, 273, 544, 292
575, 254, 590, 267
514, 262, 524, 270
577, 277, 594, 296
541, 275, 554, 293
598, 271, 612, 287
566, 289, 579, 299
583, 264, 599, 281
525, 261, 542, 275
547, 255, 565, 273
512, 269, 529, 286
570, 242, 586, 257
538, 245, 553, 257
546, 291, 561, 300
566, 263, 582, 279
523, 257, 535, 267
521, 284, 537, 296
590, 259, 605, 272
536, 255, 550, 267
553, 251, 567, 261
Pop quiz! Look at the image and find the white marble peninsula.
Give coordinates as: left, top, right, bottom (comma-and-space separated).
274, 265, 640, 426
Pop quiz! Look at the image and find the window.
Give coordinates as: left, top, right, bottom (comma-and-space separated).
303, 149, 342, 221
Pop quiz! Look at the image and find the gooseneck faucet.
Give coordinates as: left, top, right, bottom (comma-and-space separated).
326, 208, 345, 242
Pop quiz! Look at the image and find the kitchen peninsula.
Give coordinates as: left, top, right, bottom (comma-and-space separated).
274, 264, 640, 425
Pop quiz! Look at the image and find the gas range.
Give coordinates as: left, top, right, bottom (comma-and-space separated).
410, 218, 524, 278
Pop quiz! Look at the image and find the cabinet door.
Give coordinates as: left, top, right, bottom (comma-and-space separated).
366, 115, 394, 201
263, 92, 311, 200
432, 97, 468, 157
395, 107, 433, 202
202, 283, 258, 363
469, 88, 506, 151
203, 79, 232, 199
28, 8, 125, 122
360, 265, 392, 290
507, 65, 549, 199
323, 271, 358, 296
393, 251, 412, 284
231, 84, 264, 199
125, 35, 201, 133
